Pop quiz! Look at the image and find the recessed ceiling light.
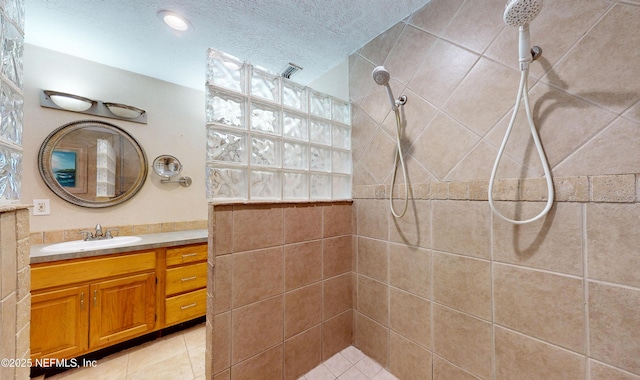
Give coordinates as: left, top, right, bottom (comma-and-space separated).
157, 10, 191, 32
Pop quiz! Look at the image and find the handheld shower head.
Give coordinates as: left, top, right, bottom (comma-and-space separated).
372, 66, 398, 110
503, 0, 543, 69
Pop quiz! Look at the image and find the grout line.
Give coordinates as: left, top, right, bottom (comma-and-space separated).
583, 202, 591, 379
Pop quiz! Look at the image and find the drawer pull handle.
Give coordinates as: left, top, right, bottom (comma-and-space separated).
180, 302, 197, 310
181, 253, 198, 258
181, 276, 197, 282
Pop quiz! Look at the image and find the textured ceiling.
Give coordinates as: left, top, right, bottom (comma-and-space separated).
24, 0, 431, 90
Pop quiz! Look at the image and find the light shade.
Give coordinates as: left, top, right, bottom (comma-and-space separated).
158, 10, 191, 32
103, 102, 146, 119
45, 90, 95, 112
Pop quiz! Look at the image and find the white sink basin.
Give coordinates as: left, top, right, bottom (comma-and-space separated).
41, 236, 142, 253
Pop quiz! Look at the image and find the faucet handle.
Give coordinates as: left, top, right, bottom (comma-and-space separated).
105, 228, 119, 238
79, 230, 94, 240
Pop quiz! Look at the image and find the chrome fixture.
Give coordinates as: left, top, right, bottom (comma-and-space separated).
40, 90, 147, 124
152, 155, 192, 187
79, 224, 118, 241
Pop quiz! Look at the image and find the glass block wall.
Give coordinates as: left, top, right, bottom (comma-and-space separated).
205, 48, 351, 202
0, 0, 24, 204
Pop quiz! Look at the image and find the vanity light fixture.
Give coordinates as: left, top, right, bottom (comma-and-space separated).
103, 102, 146, 119
44, 90, 95, 112
157, 9, 191, 32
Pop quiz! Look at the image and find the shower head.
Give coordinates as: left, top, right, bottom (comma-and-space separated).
503, 0, 542, 27
372, 66, 398, 110
372, 66, 391, 86
503, 0, 543, 69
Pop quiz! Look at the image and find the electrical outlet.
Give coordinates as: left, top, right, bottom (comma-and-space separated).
33, 199, 51, 216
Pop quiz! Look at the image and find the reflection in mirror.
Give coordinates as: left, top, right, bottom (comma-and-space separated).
152, 155, 182, 178
38, 120, 148, 208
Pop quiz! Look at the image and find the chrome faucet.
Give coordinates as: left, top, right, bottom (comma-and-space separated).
79, 224, 117, 241
95, 224, 103, 238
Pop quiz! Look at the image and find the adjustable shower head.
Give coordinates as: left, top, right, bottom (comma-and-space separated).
503, 0, 543, 69
372, 66, 398, 111
503, 0, 542, 27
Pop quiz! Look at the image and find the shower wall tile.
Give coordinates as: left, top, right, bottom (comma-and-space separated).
445, 141, 524, 182
232, 204, 283, 251
492, 202, 583, 276
432, 201, 490, 259
494, 326, 586, 380
493, 264, 585, 353
409, 0, 464, 36
231, 247, 284, 308
322, 310, 353, 360
323, 273, 352, 320
284, 284, 322, 339
432, 356, 480, 380
433, 253, 491, 320
433, 304, 492, 380
231, 296, 284, 364
323, 236, 352, 278
589, 282, 640, 375
357, 128, 396, 182
380, 88, 436, 150
323, 202, 353, 237
442, 0, 505, 54
213, 312, 231, 374
357, 275, 388, 326
587, 203, 640, 288
231, 344, 283, 380
389, 288, 431, 349
357, 237, 388, 282
590, 174, 636, 203
350, 106, 377, 160
543, 4, 640, 114
356, 199, 388, 240
356, 313, 389, 367
389, 199, 431, 248
384, 25, 437, 85
388, 244, 431, 299
349, 56, 376, 105
284, 325, 321, 380
284, 240, 322, 291
389, 332, 433, 380
284, 204, 322, 243
359, 21, 405, 67
214, 255, 232, 314
590, 360, 640, 380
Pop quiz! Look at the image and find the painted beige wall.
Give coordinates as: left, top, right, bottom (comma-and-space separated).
23, 45, 208, 232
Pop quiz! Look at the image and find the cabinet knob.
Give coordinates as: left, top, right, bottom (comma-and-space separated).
80, 292, 85, 309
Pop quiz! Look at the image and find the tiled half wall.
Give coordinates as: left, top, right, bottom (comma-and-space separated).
208, 202, 354, 380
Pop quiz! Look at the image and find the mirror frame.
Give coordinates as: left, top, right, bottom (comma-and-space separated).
38, 119, 148, 208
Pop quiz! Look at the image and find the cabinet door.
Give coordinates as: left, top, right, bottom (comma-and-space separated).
89, 272, 156, 349
31, 285, 89, 361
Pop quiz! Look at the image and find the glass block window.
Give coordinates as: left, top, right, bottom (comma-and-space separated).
205, 48, 351, 202
0, 1, 24, 204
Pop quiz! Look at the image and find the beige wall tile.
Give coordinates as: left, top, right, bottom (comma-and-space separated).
433, 304, 492, 380
589, 282, 640, 375
493, 202, 583, 276
231, 296, 283, 364
433, 355, 481, 380
587, 203, 640, 287
357, 237, 388, 282
389, 244, 431, 299
389, 199, 431, 248
359, 21, 404, 68
495, 326, 586, 380
494, 264, 585, 352
590, 360, 640, 380
446, 142, 525, 182
357, 275, 389, 326
233, 204, 284, 252
433, 253, 491, 320
214, 255, 232, 314
284, 204, 322, 244
284, 325, 322, 380
355, 199, 388, 240
389, 332, 432, 380
323, 236, 352, 279
384, 24, 437, 85
214, 369, 230, 380
442, 0, 504, 54
389, 288, 431, 349
409, 0, 464, 36
284, 241, 322, 291
284, 283, 322, 339
356, 312, 389, 367
357, 128, 396, 183
323, 273, 352, 321
591, 174, 636, 202
232, 247, 284, 308
323, 202, 352, 238
230, 344, 283, 380
432, 201, 490, 259
0, 212, 16, 299
213, 312, 231, 374
322, 310, 353, 360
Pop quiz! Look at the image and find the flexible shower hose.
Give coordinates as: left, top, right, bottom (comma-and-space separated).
488, 67, 554, 224
390, 108, 408, 218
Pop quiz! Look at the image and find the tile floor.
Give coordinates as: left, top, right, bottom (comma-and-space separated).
31, 323, 398, 380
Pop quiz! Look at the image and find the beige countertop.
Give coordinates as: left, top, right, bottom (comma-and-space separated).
30, 229, 208, 264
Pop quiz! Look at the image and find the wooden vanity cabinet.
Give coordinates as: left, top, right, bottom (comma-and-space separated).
30, 242, 208, 362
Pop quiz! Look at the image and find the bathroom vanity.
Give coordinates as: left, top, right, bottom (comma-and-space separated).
29, 230, 208, 362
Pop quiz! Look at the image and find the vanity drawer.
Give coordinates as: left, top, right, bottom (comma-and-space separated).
165, 262, 207, 296
166, 244, 208, 267
165, 288, 206, 325
31, 251, 156, 291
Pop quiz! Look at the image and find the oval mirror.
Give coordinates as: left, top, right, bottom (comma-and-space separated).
38, 119, 148, 208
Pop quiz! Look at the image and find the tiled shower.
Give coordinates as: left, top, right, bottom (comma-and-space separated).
207, 0, 640, 379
